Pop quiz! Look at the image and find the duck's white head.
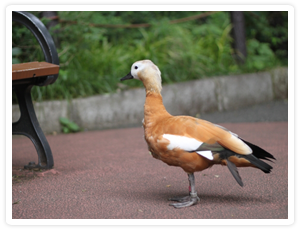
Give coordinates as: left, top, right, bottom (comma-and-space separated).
121, 60, 162, 93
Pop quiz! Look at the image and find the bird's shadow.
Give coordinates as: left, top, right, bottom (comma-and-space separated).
115, 188, 271, 205
165, 192, 270, 205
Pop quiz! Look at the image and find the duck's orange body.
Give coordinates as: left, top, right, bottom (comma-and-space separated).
143, 92, 254, 173
143, 93, 214, 172
121, 60, 275, 208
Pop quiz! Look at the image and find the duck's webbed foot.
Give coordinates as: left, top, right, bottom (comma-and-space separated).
169, 192, 200, 208
169, 173, 200, 208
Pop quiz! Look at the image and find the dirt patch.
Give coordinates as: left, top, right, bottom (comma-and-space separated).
12, 167, 60, 185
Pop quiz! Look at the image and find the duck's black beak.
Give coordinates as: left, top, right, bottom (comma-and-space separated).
120, 72, 134, 81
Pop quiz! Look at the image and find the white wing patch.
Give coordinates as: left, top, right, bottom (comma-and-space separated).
162, 134, 213, 160
196, 151, 213, 160
162, 134, 202, 151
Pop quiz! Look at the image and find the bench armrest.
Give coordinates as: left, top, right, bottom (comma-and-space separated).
13, 11, 59, 86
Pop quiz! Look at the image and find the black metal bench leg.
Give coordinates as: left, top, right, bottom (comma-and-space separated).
12, 84, 54, 169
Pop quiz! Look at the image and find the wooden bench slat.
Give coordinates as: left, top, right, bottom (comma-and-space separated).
12, 61, 60, 81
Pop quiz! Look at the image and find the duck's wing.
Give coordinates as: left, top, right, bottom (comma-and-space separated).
158, 116, 274, 186
159, 116, 252, 156
161, 133, 215, 160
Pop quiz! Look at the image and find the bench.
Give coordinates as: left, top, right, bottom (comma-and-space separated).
12, 11, 60, 169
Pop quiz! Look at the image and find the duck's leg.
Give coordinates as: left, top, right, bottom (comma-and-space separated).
169, 173, 200, 208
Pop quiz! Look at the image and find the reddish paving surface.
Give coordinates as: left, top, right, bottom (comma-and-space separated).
11, 122, 288, 219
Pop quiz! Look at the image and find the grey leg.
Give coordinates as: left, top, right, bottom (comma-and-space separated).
169, 173, 200, 208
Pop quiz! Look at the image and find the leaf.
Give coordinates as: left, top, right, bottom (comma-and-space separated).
62, 127, 69, 133
67, 122, 80, 132
59, 117, 80, 133
13, 200, 20, 205
12, 58, 20, 64
12, 47, 22, 56
59, 117, 70, 126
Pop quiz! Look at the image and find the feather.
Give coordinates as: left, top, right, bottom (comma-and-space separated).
243, 154, 273, 173
162, 134, 214, 160
226, 159, 244, 187
163, 134, 213, 160
240, 138, 276, 162
162, 134, 203, 151
195, 150, 214, 160
196, 142, 224, 152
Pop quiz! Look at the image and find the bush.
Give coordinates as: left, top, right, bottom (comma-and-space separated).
12, 11, 287, 103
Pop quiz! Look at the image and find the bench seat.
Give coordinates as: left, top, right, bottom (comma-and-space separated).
12, 62, 60, 81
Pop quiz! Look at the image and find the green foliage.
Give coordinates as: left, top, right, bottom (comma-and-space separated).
12, 47, 22, 64
59, 117, 80, 133
244, 39, 278, 71
244, 11, 288, 65
12, 11, 288, 103
12, 21, 44, 63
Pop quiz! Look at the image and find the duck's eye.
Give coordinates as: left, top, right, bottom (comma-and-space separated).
134, 66, 138, 70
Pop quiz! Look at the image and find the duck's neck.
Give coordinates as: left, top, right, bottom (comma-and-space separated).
142, 80, 162, 94
144, 92, 170, 123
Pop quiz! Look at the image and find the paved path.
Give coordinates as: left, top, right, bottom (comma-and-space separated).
12, 121, 288, 219
12, 101, 288, 224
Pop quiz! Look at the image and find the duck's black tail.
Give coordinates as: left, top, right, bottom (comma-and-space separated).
241, 139, 276, 163
218, 139, 275, 187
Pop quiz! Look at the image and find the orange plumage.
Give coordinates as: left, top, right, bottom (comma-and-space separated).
121, 60, 275, 208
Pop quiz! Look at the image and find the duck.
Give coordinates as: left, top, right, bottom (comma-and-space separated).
120, 60, 275, 208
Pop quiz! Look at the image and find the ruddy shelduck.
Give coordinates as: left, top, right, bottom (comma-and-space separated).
121, 60, 275, 208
